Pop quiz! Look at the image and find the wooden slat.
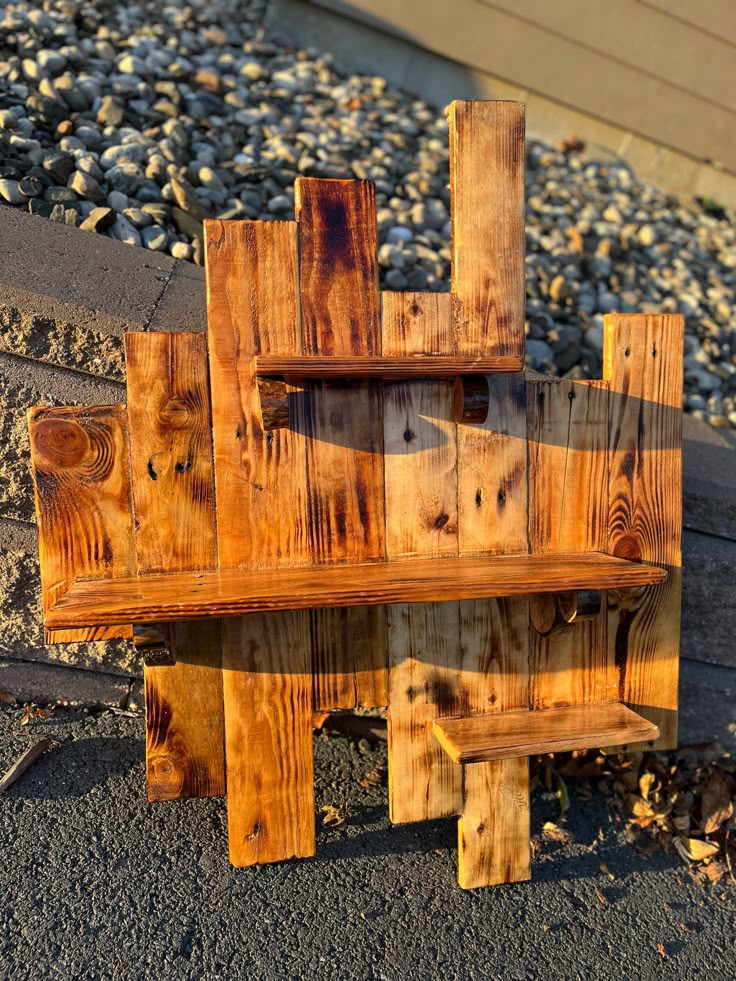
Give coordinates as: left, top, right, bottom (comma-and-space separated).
449, 100, 525, 360
28, 404, 135, 644
383, 290, 463, 822
527, 378, 613, 709
450, 97, 530, 888
604, 314, 683, 751
204, 219, 315, 865
434, 702, 660, 764
222, 612, 315, 865
295, 178, 387, 712
125, 331, 224, 802
205, 220, 306, 570
45, 553, 667, 628
255, 354, 522, 377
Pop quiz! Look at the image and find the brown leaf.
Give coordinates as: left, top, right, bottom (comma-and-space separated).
657, 944, 667, 960
639, 772, 657, 801
20, 705, 50, 726
674, 836, 720, 862
701, 773, 734, 834
359, 764, 387, 788
0, 689, 16, 706
594, 888, 609, 906
542, 821, 572, 844
321, 804, 347, 827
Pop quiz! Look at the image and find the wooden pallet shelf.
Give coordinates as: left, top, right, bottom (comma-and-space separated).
433, 702, 661, 764
45, 552, 666, 630
255, 354, 524, 379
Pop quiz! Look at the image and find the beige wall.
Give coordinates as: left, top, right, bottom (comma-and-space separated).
308, 0, 736, 198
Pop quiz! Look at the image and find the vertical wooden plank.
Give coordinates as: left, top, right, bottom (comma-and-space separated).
205, 220, 306, 570
527, 378, 613, 709
295, 178, 388, 712
222, 612, 314, 865
28, 404, 135, 644
604, 313, 683, 750
125, 331, 224, 802
449, 100, 525, 360
450, 98, 531, 887
382, 291, 463, 822
205, 219, 315, 864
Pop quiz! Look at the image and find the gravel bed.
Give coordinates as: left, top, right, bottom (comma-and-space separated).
1, 0, 735, 427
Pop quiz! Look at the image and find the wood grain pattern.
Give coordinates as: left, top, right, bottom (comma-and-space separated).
205, 219, 315, 863
46, 550, 666, 631
255, 355, 522, 377
205, 219, 307, 570
435, 701, 659, 764
458, 374, 528, 556
28, 404, 135, 644
527, 378, 613, 709
145, 620, 224, 800
449, 100, 525, 359
125, 331, 224, 802
382, 290, 463, 823
295, 178, 387, 711
459, 761, 530, 889
451, 100, 530, 885
604, 313, 683, 750
222, 612, 315, 865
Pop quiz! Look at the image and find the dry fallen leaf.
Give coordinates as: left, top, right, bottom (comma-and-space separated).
639, 772, 657, 801
542, 821, 573, 844
321, 804, 347, 827
656, 944, 667, 960
20, 705, 50, 726
701, 773, 734, 835
359, 764, 387, 788
600, 862, 615, 880
674, 837, 720, 862
594, 888, 609, 906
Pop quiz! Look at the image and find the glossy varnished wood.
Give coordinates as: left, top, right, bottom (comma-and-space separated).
295, 177, 388, 711
434, 702, 660, 764
204, 218, 315, 865
28, 404, 135, 644
45, 553, 666, 629
449, 100, 525, 359
383, 290, 463, 823
125, 331, 224, 802
527, 378, 613, 709
255, 354, 522, 378
604, 313, 683, 750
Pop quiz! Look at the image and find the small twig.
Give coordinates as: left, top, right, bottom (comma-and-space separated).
726, 831, 736, 887
0, 738, 61, 793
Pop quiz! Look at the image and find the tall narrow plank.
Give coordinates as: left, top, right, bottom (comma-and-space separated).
604, 314, 683, 750
205, 219, 315, 864
222, 613, 314, 865
449, 100, 525, 359
382, 291, 463, 822
205, 220, 307, 569
451, 98, 531, 888
125, 331, 224, 801
28, 404, 135, 644
295, 178, 387, 712
527, 378, 613, 709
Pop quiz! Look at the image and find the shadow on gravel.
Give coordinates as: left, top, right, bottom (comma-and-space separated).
5, 735, 144, 800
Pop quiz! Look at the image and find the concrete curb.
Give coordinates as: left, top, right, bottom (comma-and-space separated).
1, 203, 734, 704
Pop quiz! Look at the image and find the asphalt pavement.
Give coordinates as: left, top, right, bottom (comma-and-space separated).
1, 671, 734, 981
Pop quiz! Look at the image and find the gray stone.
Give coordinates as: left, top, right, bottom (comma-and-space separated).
141, 225, 169, 251
107, 214, 142, 247
79, 207, 116, 233
69, 170, 105, 204
96, 95, 125, 127
0, 180, 26, 205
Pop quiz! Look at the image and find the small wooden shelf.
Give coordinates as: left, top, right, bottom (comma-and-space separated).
45, 551, 666, 630
433, 702, 660, 764
255, 355, 524, 379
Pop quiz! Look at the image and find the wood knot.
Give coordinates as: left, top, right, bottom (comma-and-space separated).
159, 397, 192, 429
613, 535, 642, 562
33, 419, 90, 469
403, 429, 415, 442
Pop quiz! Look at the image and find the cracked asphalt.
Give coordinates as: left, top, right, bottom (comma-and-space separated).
1, 658, 735, 981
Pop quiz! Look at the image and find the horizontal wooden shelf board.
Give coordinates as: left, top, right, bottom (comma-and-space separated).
433, 702, 660, 764
255, 355, 524, 378
45, 552, 666, 629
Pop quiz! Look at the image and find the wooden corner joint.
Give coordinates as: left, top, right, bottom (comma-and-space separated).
133, 623, 176, 666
